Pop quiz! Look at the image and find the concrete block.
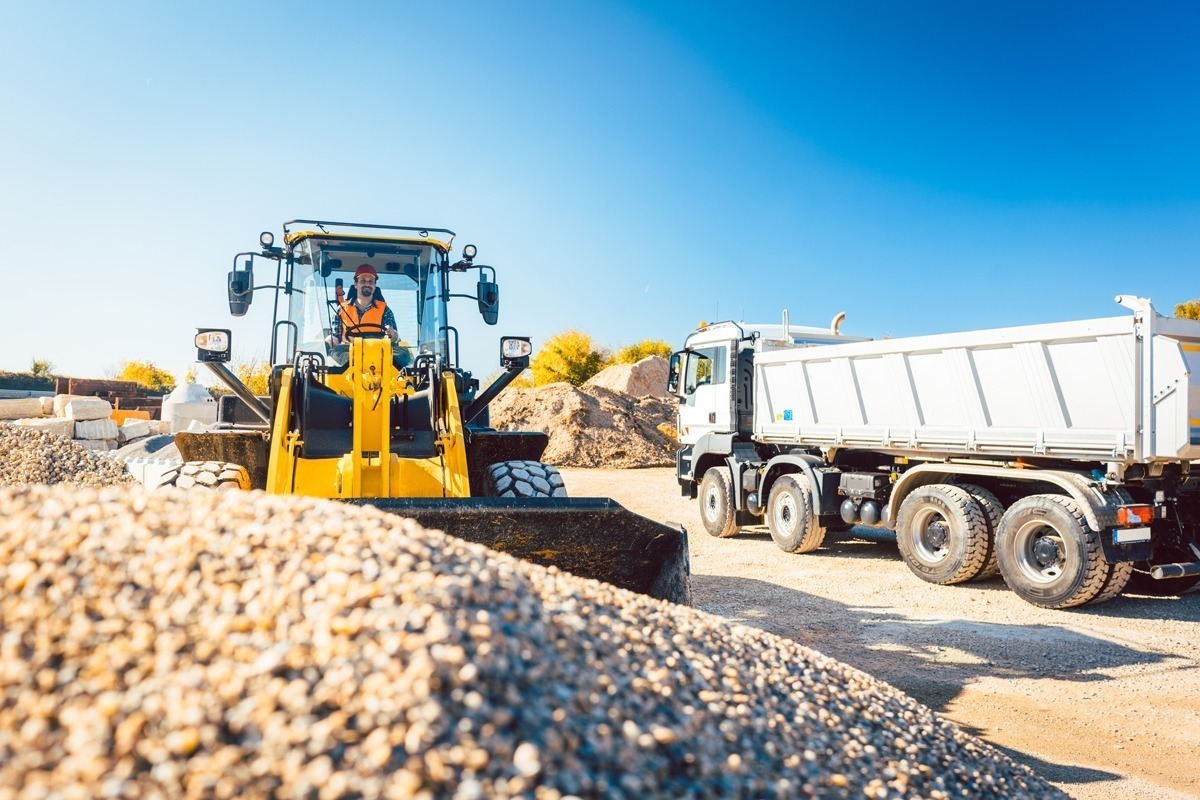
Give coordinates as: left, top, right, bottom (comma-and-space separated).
63, 398, 113, 421
13, 417, 75, 438
118, 420, 152, 443
39, 396, 55, 416
153, 419, 172, 435
75, 418, 119, 440
0, 398, 45, 420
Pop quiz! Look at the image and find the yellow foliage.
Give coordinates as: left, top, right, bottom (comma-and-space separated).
531, 330, 610, 387
232, 359, 272, 396
116, 360, 175, 393
1175, 300, 1200, 320
614, 339, 673, 364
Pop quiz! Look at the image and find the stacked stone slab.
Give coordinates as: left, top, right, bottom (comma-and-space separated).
0, 394, 166, 453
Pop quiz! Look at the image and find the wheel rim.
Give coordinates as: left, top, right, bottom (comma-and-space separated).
909, 507, 952, 565
773, 492, 797, 535
1012, 520, 1066, 584
703, 484, 721, 522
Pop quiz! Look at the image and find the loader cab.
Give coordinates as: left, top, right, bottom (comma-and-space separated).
283, 229, 451, 369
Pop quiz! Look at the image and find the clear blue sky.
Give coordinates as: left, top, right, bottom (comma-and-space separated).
2, 1, 1197, 382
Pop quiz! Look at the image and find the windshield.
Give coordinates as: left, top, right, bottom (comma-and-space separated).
285, 236, 449, 365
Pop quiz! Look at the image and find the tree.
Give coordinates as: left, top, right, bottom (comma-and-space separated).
183, 366, 198, 384
29, 358, 55, 378
613, 339, 673, 364
530, 330, 610, 387
233, 359, 272, 395
116, 360, 175, 393
1175, 300, 1200, 320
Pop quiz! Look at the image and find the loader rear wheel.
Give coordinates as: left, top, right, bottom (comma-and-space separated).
996, 494, 1132, 608
766, 474, 826, 554
896, 484, 992, 585
158, 460, 251, 491
484, 460, 568, 498
698, 467, 740, 538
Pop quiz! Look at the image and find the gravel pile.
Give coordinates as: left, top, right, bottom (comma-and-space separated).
490, 384, 676, 468
0, 484, 1063, 799
0, 423, 135, 487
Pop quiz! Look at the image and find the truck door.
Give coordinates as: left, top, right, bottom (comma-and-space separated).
679, 343, 733, 442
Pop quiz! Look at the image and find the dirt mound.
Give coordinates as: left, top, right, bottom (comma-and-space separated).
584, 355, 670, 398
489, 383, 676, 468
0, 483, 1062, 799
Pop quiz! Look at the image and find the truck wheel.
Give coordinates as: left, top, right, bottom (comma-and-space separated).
483, 460, 568, 498
157, 461, 251, 491
954, 483, 1003, 578
996, 494, 1131, 609
896, 484, 992, 585
766, 474, 826, 553
698, 467, 740, 538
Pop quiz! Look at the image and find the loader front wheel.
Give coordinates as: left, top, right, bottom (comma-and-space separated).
157, 460, 251, 491
698, 467, 740, 538
484, 460, 568, 498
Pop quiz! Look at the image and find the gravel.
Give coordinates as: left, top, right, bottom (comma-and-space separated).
0, 483, 1065, 799
0, 423, 135, 488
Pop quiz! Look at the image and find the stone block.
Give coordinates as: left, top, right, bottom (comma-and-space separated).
53, 394, 86, 416
0, 398, 45, 420
39, 396, 55, 416
13, 417, 74, 438
63, 398, 113, 421
76, 439, 118, 451
118, 420, 152, 443
75, 418, 119, 440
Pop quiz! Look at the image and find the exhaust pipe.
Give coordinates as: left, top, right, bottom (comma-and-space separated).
831, 311, 846, 335
1150, 562, 1200, 579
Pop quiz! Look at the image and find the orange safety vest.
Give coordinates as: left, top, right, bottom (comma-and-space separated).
338, 299, 387, 338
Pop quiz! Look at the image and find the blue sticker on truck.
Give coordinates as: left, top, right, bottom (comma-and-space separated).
783, 409, 793, 421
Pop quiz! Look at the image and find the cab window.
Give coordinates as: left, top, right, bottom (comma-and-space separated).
685, 345, 726, 393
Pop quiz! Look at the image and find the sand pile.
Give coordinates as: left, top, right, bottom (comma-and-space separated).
0, 483, 1063, 799
490, 384, 676, 468
583, 356, 670, 398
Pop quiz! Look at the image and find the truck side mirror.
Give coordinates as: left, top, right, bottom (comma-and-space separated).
668, 351, 687, 397
228, 266, 253, 316
478, 280, 499, 325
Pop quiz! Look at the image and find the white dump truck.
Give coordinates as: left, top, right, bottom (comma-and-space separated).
669, 296, 1200, 608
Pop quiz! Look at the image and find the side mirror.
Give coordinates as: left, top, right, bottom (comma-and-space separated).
668, 351, 687, 397
478, 280, 499, 325
319, 256, 342, 278
228, 266, 253, 316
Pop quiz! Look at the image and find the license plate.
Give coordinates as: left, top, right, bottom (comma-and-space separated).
1113, 527, 1151, 544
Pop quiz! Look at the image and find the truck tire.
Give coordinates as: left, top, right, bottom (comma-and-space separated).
698, 467, 740, 538
766, 474, 826, 554
995, 494, 1132, 609
483, 460, 568, 498
896, 484, 992, 585
157, 461, 251, 491
954, 483, 1003, 578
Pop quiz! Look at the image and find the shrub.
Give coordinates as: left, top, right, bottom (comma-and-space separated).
115, 360, 176, 394
613, 339, 673, 364
1175, 300, 1200, 320
530, 330, 610, 387
233, 359, 272, 396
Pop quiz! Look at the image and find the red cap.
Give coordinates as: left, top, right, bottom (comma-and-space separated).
354, 264, 377, 280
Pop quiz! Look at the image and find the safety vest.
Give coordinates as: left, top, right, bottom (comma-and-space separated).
338, 299, 387, 337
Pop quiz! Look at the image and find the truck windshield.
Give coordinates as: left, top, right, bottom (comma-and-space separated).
286, 237, 449, 366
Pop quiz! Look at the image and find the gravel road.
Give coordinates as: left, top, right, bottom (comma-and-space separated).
561, 467, 1200, 800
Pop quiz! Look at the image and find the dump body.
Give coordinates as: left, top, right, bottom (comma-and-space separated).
754, 310, 1200, 464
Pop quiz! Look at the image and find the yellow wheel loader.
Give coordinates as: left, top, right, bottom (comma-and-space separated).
167, 220, 689, 603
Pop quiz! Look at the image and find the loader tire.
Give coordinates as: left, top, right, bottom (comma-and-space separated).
766, 474, 826, 554
698, 467, 740, 538
896, 483, 992, 585
996, 494, 1131, 609
484, 460, 568, 498
158, 460, 251, 491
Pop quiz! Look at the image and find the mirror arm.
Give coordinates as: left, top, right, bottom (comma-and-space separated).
463, 360, 526, 426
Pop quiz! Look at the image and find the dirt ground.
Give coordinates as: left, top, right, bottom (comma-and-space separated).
561, 467, 1200, 800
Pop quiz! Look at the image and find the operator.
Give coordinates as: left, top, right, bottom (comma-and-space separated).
328, 264, 413, 366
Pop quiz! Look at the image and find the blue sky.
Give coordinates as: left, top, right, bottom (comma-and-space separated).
1, 1, 1197, 382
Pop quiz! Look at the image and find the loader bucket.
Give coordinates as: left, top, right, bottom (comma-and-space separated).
349, 497, 691, 605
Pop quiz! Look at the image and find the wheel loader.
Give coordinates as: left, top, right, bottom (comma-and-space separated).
166, 220, 689, 603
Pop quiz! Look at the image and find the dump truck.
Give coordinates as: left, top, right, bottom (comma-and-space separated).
670, 296, 1200, 608
166, 220, 689, 604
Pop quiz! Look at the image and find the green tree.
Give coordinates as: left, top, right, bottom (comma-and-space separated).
613, 339, 673, 364
29, 358, 55, 378
1175, 300, 1200, 320
530, 330, 610, 387
116, 360, 176, 393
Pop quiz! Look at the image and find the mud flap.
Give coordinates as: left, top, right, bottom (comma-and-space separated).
349, 497, 691, 605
